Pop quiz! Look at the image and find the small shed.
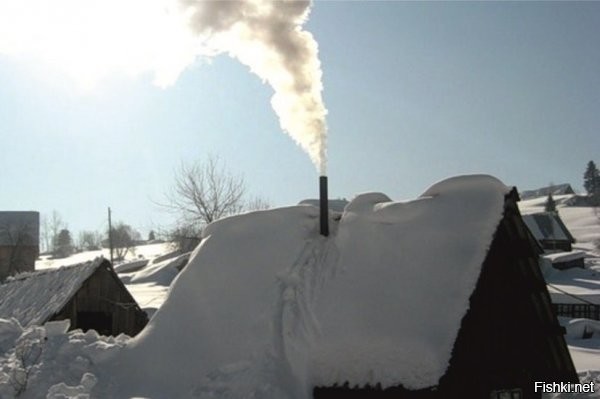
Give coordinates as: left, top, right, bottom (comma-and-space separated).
0, 258, 148, 336
313, 187, 578, 399
522, 212, 575, 252
0, 211, 39, 280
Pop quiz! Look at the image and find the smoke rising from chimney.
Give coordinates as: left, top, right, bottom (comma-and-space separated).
0, 0, 328, 174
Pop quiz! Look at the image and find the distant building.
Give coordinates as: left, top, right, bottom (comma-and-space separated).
522, 212, 575, 252
0, 258, 148, 336
0, 211, 39, 280
520, 184, 575, 200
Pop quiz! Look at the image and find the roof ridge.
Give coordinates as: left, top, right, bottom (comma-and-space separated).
2, 256, 106, 284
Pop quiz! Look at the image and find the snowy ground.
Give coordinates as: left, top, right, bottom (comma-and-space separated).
35, 242, 173, 270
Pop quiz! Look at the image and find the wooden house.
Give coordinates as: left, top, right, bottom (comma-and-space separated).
520, 184, 575, 200
522, 212, 575, 252
313, 188, 578, 399
0, 257, 148, 336
0, 211, 39, 280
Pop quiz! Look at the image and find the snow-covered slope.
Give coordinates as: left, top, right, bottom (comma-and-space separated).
35, 242, 172, 270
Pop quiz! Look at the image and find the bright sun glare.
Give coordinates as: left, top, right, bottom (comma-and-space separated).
0, 0, 198, 90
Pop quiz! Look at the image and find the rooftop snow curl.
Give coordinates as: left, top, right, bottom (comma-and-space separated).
108, 174, 510, 398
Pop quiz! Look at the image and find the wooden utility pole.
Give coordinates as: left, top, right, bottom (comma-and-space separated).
108, 207, 114, 265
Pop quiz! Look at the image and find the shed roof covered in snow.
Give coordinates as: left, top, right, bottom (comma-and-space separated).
0, 257, 148, 336
0, 259, 102, 326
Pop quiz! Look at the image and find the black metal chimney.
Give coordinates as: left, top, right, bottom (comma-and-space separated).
320, 176, 329, 236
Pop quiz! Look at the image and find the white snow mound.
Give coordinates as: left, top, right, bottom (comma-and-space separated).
108, 174, 509, 398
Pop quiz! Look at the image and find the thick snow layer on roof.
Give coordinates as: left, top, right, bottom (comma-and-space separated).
310, 175, 509, 389
546, 264, 600, 305
299, 198, 349, 212
559, 208, 600, 253
128, 251, 190, 285
559, 318, 600, 375
0, 258, 104, 327
110, 175, 509, 398
543, 251, 586, 264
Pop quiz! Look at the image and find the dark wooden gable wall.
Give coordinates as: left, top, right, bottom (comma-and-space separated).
438, 188, 578, 399
51, 260, 148, 336
314, 189, 578, 399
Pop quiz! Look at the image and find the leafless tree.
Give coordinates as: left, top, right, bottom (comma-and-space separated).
78, 230, 103, 251
158, 156, 270, 252
108, 222, 140, 261
41, 210, 65, 254
164, 224, 203, 253
246, 196, 271, 212
161, 156, 247, 227
40, 215, 51, 253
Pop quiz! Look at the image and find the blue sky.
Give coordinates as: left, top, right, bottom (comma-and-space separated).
1, 1, 599, 238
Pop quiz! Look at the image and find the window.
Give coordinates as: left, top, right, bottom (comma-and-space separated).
490, 388, 522, 399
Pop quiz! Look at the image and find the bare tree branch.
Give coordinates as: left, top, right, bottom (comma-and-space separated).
155, 156, 270, 252
160, 156, 247, 226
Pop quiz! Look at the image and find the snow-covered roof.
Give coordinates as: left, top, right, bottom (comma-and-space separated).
299, 198, 349, 212
545, 264, 600, 305
0, 258, 105, 327
114, 174, 510, 398
520, 183, 574, 200
522, 213, 575, 243
0, 211, 39, 246
543, 251, 586, 264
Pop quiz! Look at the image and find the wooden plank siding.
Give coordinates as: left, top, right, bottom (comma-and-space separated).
51, 260, 148, 336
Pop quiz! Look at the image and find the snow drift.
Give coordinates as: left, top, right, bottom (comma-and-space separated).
105, 174, 509, 398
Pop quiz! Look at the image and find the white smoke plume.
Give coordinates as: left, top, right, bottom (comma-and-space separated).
0, 0, 328, 174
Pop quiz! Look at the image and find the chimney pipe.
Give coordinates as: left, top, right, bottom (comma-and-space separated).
320, 176, 329, 236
